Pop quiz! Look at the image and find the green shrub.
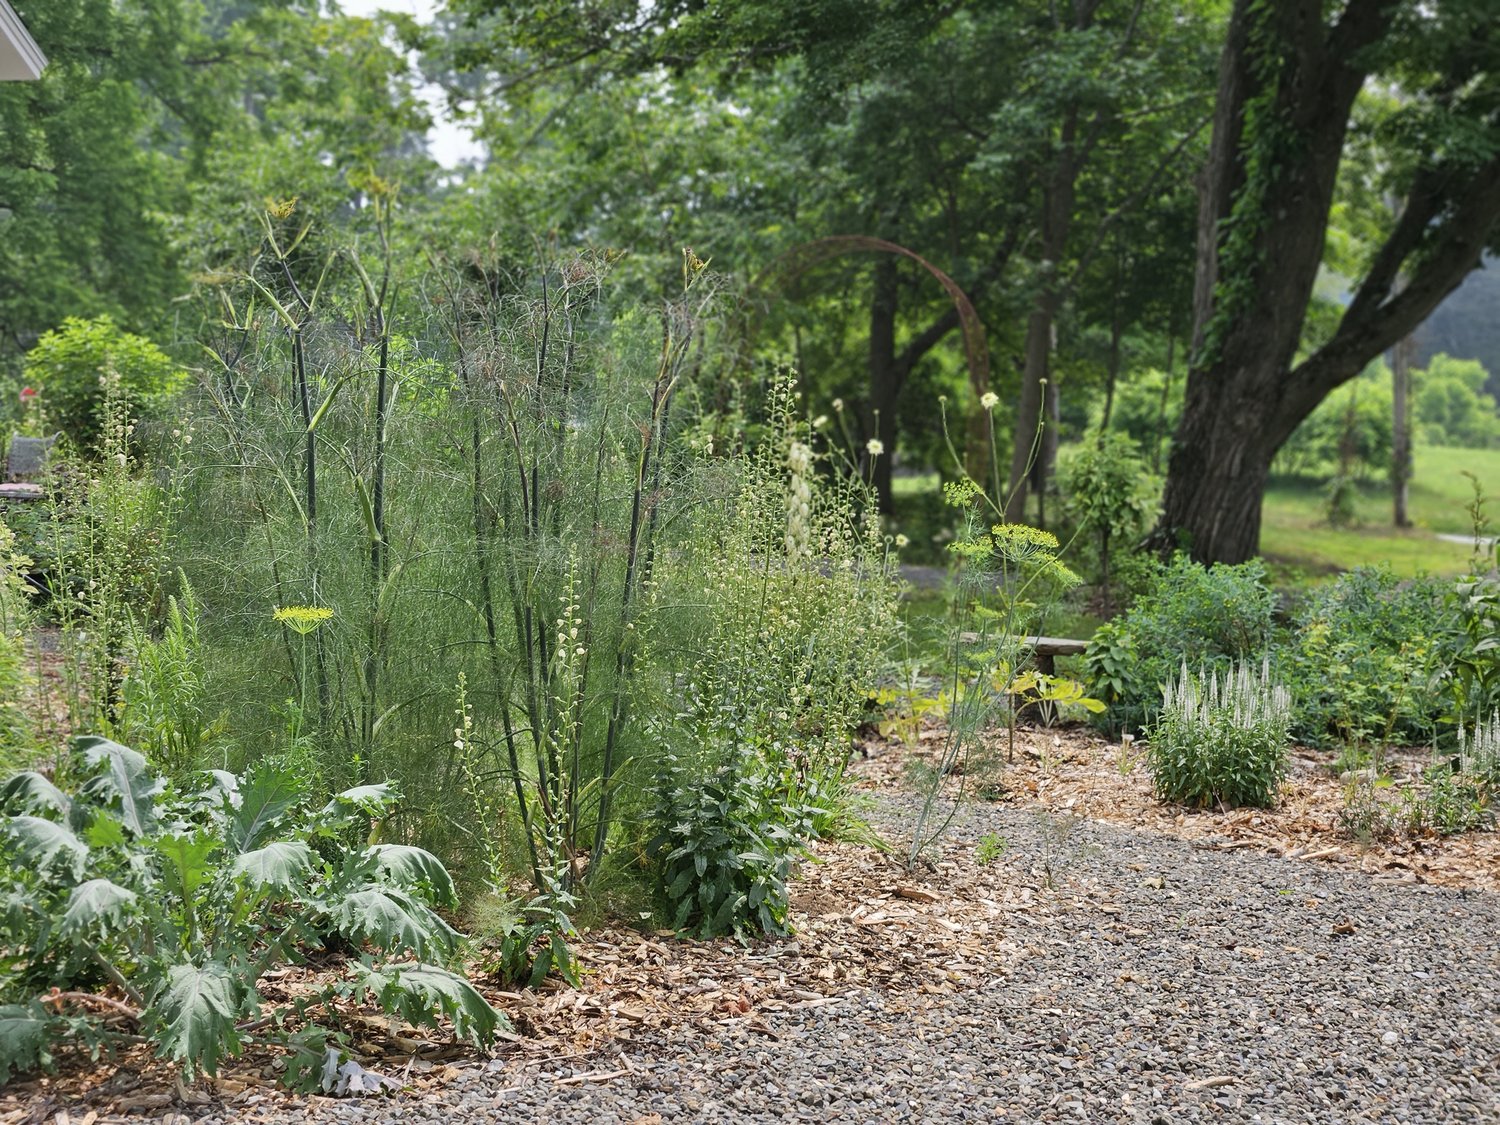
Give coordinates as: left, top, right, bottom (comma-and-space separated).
22, 316, 185, 454
1056, 432, 1159, 606
1284, 567, 1451, 749
0, 520, 36, 772
1339, 722, 1496, 840
1086, 555, 1278, 734
1147, 661, 1291, 808
1444, 573, 1500, 725
0, 737, 503, 1087
115, 576, 224, 777
647, 749, 812, 941
669, 375, 900, 839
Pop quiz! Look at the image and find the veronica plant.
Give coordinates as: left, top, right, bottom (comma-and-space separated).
1148, 661, 1292, 809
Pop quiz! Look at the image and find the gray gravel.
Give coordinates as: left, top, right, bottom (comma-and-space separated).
215, 797, 1500, 1123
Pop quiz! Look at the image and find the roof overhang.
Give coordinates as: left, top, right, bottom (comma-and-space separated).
0, 2, 45, 81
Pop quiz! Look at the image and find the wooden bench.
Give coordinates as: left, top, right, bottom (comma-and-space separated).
1026, 635, 1090, 675
956, 633, 1090, 674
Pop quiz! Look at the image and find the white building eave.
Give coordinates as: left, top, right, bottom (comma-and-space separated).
0, 1, 45, 81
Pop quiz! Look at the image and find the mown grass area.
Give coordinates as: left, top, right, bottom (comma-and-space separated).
889, 445, 1498, 643
1262, 444, 1499, 578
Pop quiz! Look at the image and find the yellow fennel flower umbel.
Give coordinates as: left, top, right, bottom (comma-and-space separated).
273, 605, 334, 635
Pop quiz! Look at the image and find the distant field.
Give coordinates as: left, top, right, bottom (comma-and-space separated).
893, 445, 1499, 587
1262, 444, 1499, 578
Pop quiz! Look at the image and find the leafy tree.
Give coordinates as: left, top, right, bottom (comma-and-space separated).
0, 0, 206, 363
1156, 0, 1500, 563
450, 0, 1218, 513
1414, 354, 1500, 448
1058, 432, 1158, 611
0, 1, 434, 371
22, 315, 184, 452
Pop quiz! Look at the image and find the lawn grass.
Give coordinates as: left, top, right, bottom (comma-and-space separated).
890, 444, 1498, 630
1262, 444, 1499, 579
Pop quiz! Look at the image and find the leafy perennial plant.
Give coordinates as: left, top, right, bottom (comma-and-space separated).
1148, 661, 1292, 809
0, 737, 502, 1087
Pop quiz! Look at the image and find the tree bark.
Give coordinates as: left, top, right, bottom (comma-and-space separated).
1154, 0, 1500, 564
1006, 144, 1075, 522
1392, 331, 1414, 528
1006, 297, 1056, 522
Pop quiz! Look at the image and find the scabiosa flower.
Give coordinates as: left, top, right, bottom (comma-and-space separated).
980, 391, 1000, 410
866, 439, 884, 457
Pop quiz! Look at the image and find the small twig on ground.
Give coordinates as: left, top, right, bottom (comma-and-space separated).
44, 990, 139, 1022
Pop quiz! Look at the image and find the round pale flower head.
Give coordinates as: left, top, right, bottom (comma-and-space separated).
866, 439, 884, 457
812, 415, 829, 430
832, 398, 845, 412
980, 391, 1000, 410
894, 533, 910, 549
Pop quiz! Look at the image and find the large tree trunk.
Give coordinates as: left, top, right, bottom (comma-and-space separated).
1162, 359, 1284, 562
1006, 150, 1075, 523
1155, 0, 1500, 564
1005, 298, 1056, 522
1391, 331, 1414, 528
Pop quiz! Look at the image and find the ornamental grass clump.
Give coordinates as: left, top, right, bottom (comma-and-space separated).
1148, 661, 1292, 809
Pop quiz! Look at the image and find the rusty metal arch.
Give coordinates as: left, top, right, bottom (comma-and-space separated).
745, 235, 994, 480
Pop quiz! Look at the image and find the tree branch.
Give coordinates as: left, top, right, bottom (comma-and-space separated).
1287, 153, 1500, 413
1066, 110, 1213, 293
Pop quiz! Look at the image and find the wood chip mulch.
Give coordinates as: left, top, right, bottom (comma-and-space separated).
852, 720, 1500, 894
7, 719, 1496, 1118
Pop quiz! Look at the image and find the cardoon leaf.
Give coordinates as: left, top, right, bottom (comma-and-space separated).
0, 772, 70, 817
147, 961, 242, 1077
0, 1004, 54, 1084
331, 886, 459, 961
4, 816, 88, 877
77, 736, 162, 836
365, 844, 457, 906
153, 832, 217, 899
228, 766, 301, 854
232, 840, 315, 893
59, 878, 138, 937
321, 783, 399, 821
354, 962, 506, 1047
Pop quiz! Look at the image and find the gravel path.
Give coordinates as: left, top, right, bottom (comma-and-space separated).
217, 796, 1498, 1124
